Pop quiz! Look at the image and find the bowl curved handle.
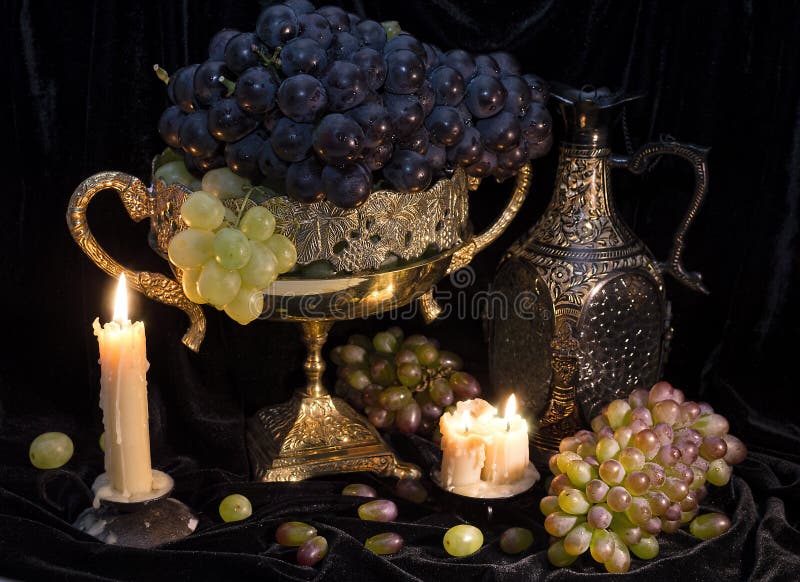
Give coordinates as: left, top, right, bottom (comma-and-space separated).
417, 163, 532, 323
66, 171, 206, 351
446, 162, 532, 275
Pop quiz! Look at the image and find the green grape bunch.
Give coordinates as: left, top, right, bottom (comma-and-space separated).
166, 166, 298, 325
330, 327, 481, 437
542, 381, 747, 573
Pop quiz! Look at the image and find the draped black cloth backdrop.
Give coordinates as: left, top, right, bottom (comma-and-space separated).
2, 1, 799, 580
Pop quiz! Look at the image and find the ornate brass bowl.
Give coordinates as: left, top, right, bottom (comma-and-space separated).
67, 162, 531, 481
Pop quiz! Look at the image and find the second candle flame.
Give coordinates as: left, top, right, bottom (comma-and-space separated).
113, 273, 129, 323
505, 394, 517, 431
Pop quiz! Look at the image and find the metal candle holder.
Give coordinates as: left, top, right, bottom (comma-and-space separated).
73, 470, 197, 548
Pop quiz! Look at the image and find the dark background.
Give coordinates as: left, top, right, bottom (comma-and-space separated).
2, 1, 799, 580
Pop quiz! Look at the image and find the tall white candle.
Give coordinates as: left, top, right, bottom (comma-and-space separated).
93, 274, 153, 497
481, 394, 529, 484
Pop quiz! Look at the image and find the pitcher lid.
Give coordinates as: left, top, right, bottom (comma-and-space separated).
549, 82, 644, 147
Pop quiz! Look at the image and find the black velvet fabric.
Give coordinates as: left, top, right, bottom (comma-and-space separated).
2, 0, 800, 580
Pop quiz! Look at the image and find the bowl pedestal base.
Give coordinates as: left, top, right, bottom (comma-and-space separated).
247, 321, 421, 482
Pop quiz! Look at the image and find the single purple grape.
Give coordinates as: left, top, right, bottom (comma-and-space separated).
445, 49, 477, 81
271, 117, 314, 162
277, 74, 328, 122
256, 4, 299, 47
362, 143, 394, 171
465, 75, 507, 119
194, 60, 228, 106
313, 113, 365, 164
208, 98, 258, 142
224, 32, 263, 74
465, 149, 497, 178
383, 149, 432, 192
179, 110, 219, 158
475, 54, 501, 78
208, 28, 240, 61
384, 33, 426, 61
280, 37, 328, 77
235, 67, 278, 115
322, 164, 372, 208
476, 111, 521, 152
317, 5, 349, 32
298, 13, 333, 48
258, 141, 288, 189
501, 75, 532, 117
490, 51, 521, 76
347, 102, 393, 147
448, 126, 483, 166
350, 47, 387, 91
384, 50, 426, 94
322, 61, 368, 112
158, 105, 185, 149
167, 64, 199, 113
224, 132, 266, 179
285, 157, 324, 202
384, 93, 424, 139
330, 31, 360, 61
430, 66, 466, 107
355, 19, 386, 51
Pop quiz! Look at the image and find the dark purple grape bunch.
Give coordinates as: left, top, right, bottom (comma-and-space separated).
331, 327, 481, 437
157, 1, 552, 209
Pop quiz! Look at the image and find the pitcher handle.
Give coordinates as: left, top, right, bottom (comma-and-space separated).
417, 163, 532, 322
66, 171, 206, 351
612, 139, 710, 294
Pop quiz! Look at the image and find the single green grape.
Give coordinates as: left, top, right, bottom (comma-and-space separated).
180, 191, 225, 230
689, 512, 731, 539
346, 369, 371, 390
214, 227, 252, 270
558, 488, 590, 515
239, 206, 276, 241
382, 20, 402, 39
605, 399, 631, 429
547, 540, 578, 567
706, 458, 732, 486
168, 228, 215, 269
630, 533, 660, 560
539, 495, 561, 516
264, 234, 297, 274
275, 521, 317, 546
397, 363, 422, 387
499, 527, 534, 554
378, 386, 413, 411
181, 268, 207, 305
443, 524, 483, 557
223, 286, 264, 325
604, 538, 631, 573
219, 494, 252, 522
373, 331, 399, 354
566, 460, 593, 488
29, 432, 74, 469
544, 512, 581, 537
563, 522, 593, 556
365, 532, 404, 555
239, 241, 278, 289
201, 167, 251, 200
589, 528, 615, 563
413, 343, 439, 367
555, 451, 582, 474
197, 259, 241, 306
154, 160, 195, 188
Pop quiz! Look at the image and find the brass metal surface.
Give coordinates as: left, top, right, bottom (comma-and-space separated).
68, 163, 531, 482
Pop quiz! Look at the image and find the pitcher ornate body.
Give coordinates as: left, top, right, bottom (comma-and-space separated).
488, 86, 709, 460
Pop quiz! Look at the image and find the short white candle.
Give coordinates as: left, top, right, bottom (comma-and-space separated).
93, 274, 153, 498
481, 394, 530, 484
440, 408, 486, 488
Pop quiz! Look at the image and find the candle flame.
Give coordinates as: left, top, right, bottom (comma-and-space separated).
462, 412, 472, 433
505, 393, 517, 421
113, 274, 129, 323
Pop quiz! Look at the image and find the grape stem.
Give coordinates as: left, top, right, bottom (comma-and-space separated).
253, 44, 282, 70
235, 190, 253, 228
218, 75, 236, 97
153, 64, 170, 84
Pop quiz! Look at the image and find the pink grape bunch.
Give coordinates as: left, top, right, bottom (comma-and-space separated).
331, 326, 481, 437
542, 381, 747, 573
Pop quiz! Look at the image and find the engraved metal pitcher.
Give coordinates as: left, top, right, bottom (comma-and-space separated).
488, 85, 709, 458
